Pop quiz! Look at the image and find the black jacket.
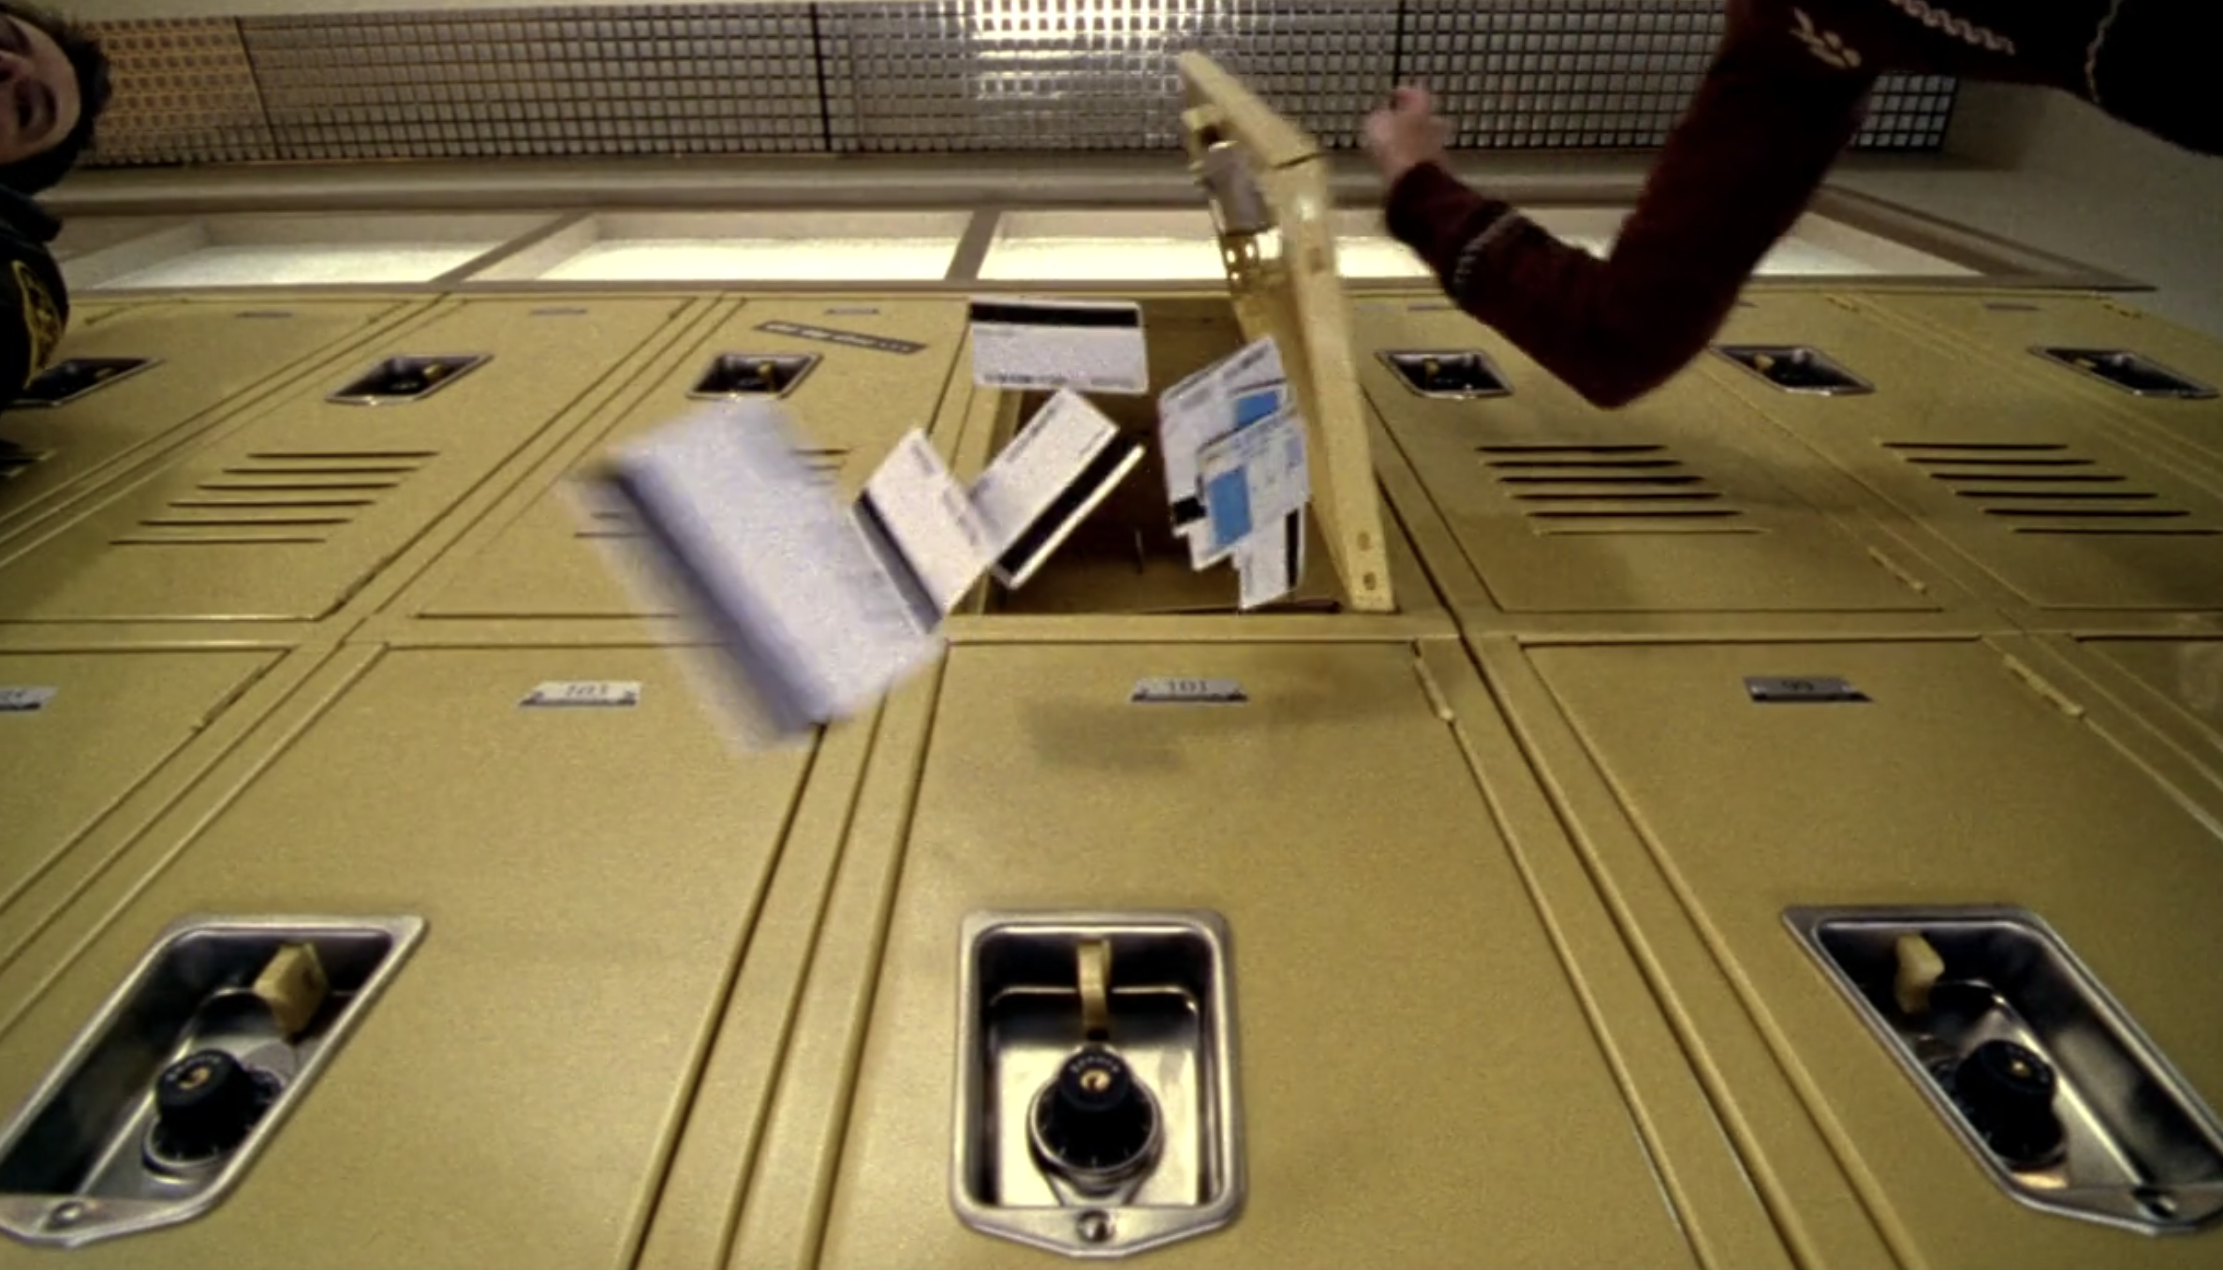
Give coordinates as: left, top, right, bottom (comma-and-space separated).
0, 187, 67, 407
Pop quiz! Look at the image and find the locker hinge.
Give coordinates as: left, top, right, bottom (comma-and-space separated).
1866, 546, 1930, 595
1412, 649, 1456, 723
2000, 653, 2085, 720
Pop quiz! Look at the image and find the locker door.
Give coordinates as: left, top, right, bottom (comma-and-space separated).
1703, 293, 2223, 616
1870, 292, 2223, 478
2077, 636, 2223, 783
721, 642, 1782, 1270
0, 645, 835, 1269
1520, 639, 2223, 1270
0, 649, 280, 962
415, 298, 965, 620
1354, 299, 1940, 616
0, 299, 692, 623
2, 301, 415, 540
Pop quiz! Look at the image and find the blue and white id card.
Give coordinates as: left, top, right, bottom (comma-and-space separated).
1194, 404, 1310, 568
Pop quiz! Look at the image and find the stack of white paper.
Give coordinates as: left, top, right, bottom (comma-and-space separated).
590, 387, 1144, 745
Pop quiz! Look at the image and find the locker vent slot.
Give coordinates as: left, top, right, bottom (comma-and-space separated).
1483, 444, 1753, 534
113, 452, 432, 546
574, 449, 846, 540
1887, 442, 2219, 536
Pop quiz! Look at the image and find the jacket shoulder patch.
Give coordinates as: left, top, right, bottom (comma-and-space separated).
12, 258, 62, 385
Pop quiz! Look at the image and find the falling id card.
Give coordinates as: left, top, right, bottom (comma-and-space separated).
589, 403, 989, 744
1194, 403, 1310, 570
1234, 507, 1306, 611
968, 388, 1146, 589
968, 297, 1149, 395
1157, 337, 1287, 541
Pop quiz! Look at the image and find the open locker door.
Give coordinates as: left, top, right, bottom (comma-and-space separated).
1176, 53, 1396, 614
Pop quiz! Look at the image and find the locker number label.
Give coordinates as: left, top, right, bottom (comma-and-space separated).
520, 680, 642, 709
1744, 676, 1869, 704
0, 686, 55, 713
1130, 678, 1247, 704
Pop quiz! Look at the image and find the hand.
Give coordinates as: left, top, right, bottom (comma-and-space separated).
1363, 86, 1449, 187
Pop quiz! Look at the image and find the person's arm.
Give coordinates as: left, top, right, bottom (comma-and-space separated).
1383, 14, 1876, 408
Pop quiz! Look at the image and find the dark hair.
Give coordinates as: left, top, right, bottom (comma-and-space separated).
0, 2, 112, 195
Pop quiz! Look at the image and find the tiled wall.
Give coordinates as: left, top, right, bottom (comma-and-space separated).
82, 1, 1957, 168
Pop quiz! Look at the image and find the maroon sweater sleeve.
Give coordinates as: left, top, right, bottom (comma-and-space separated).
1384, 7, 1876, 408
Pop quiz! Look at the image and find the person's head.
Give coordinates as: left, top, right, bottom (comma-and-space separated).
0, 2, 109, 195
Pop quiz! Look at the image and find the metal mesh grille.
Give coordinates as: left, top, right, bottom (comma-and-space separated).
818, 0, 1395, 152
84, 19, 278, 166
1401, 0, 1951, 150
81, 1, 1956, 168
1401, 1, 1723, 149
1861, 74, 1958, 150
242, 6, 824, 160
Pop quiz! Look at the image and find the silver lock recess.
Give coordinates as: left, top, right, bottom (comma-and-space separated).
0, 915, 426, 1249
13, 357, 161, 409
1785, 906, 2223, 1234
954, 912, 1243, 1258
326, 355, 489, 405
2031, 347, 2217, 400
1712, 345, 1874, 395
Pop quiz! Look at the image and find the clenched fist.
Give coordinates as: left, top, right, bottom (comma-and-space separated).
1363, 86, 1450, 187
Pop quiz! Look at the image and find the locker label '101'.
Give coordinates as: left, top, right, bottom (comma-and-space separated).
519, 681, 641, 709
0, 686, 56, 713
1744, 676, 1868, 704
1131, 678, 1247, 704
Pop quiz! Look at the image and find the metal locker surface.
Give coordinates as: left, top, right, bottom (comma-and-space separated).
724, 641, 1762, 1270
1513, 638, 2223, 1270
1352, 299, 1942, 619
2072, 637, 2223, 786
1, 300, 416, 542
0, 299, 691, 624
0, 644, 845, 1269
1867, 292, 2223, 479
411, 298, 966, 621
0, 649, 280, 962
1701, 293, 2223, 617
2084, 638, 2223, 738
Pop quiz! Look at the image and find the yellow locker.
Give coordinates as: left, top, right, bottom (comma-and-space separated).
701, 641, 1788, 1270
413, 298, 966, 621
0, 643, 863, 1265
1495, 637, 2223, 1270
0, 649, 283, 968
1702, 293, 2223, 619
1868, 291, 2223, 479
0, 299, 691, 624
2054, 636, 2223, 790
2083, 637, 2223, 740
1352, 298, 1947, 619
2, 300, 416, 541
